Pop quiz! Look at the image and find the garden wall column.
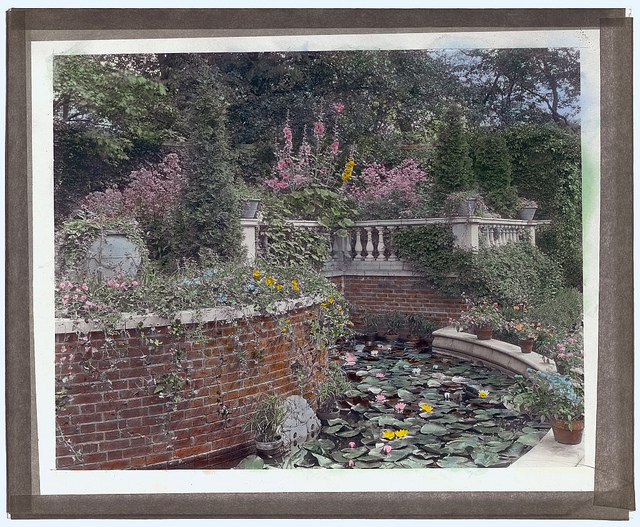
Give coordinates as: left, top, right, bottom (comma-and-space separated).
451, 219, 480, 251
241, 219, 261, 261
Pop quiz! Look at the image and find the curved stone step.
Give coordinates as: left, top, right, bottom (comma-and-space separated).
432, 326, 556, 377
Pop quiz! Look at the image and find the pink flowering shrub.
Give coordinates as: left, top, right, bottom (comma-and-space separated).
345, 158, 430, 219
82, 153, 186, 223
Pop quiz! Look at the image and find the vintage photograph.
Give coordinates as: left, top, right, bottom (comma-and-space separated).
6, 6, 634, 520
51, 44, 587, 472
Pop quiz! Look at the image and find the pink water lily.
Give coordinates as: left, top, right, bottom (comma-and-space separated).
375, 372, 385, 379
375, 394, 387, 403
349, 441, 356, 448
382, 445, 393, 454
348, 459, 355, 468
394, 402, 406, 412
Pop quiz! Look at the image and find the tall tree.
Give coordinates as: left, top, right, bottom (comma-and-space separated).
53, 55, 175, 219
432, 104, 475, 205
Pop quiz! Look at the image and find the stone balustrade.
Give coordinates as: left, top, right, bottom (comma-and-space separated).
248, 217, 551, 273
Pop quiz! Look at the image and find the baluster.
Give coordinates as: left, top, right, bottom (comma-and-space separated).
387, 226, 399, 261
377, 227, 387, 261
345, 231, 355, 261
364, 227, 375, 261
354, 228, 364, 260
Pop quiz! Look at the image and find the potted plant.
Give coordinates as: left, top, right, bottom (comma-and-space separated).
503, 369, 584, 445
443, 190, 487, 217
518, 198, 538, 221
538, 331, 584, 376
383, 311, 405, 342
243, 393, 288, 457
315, 362, 351, 421
453, 300, 503, 340
406, 313, 437, 344
505, 319, 543, 353
360, 309, 380, 342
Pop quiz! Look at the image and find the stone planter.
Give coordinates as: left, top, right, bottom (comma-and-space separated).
85, 231, 142, 280
316, 407, 341, 421
242, 198, 261, 219
255, 435, 284, 457
518, 207, 538, 221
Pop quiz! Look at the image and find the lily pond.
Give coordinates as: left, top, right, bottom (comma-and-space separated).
235, 340, 550, 470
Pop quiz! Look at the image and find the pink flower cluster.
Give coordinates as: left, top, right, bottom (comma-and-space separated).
82, 153, 186, 222
106, 274, 139, 291
58, 281, 98, 310
346, 158, 428, 207
265, 105, 345, 192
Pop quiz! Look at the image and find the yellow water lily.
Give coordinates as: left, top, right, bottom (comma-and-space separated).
479, 391, 488, 398
420, 403, 433, 413
253, 270, 261, 280
395, 429, 409, 438
382, 430, 395, 440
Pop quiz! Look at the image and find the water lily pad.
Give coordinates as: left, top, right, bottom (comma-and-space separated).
303, 438, 336, 454
342, 446, 369, 459
505, 442, 526, 457
354, 460, 383, 469
235, 455, 265, 470
498, 430, 516, 440
484, 440, 512, 453
436, 456, 475, 468
351, 404, 369, 413
445, 437, 480, 454
335, 428, 362, 438
398, 456, 435, 468
427, 379, 442, 388
397, 389, 417, 402
323, 424, 345, 435
420, 423, 448, 436
309, 451, 334, 467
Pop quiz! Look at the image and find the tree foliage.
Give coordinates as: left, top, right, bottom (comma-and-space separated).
54, 55, 175, 219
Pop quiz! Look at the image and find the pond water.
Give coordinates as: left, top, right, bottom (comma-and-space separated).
235, 339, 550, 470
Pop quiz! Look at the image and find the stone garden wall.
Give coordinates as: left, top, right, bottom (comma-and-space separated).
55, 302, 328, 470
331, 275, 466, 328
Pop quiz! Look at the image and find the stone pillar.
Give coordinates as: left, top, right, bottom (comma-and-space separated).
451, 219, 480, 251
241, 219, 261, 261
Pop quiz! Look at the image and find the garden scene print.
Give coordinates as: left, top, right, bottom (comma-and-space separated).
53, 46, 584, 471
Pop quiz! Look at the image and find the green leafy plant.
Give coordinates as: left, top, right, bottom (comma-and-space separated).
503, 369, 583, 428
315, 362, 351, 412
442, 189, 488, 217
154, 372, 185, 402
243, 393, 288, 443
453, 299, 504, 331
405, 313, 437, 336
382, 311, 405, 335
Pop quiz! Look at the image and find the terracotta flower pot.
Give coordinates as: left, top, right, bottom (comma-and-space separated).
475, 326, 493, 340
551, 419, 584, 445
316, 407, 341, 421
519, 338, 535, 353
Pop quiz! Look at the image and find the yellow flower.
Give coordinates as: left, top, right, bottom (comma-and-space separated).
341, 158, 355, 183
265, 276, 275, 286
321, 303, 327, 309
282, 327, 289, 333
292, 279, 299, 292
253, 270, 261, 280
479, 391, 488, 398
395, 429, 409, 438
382, 430, 395, 440
420, 403, 433, 413
327, 296, 334, 304
276, 283, 283, 291
338, 306, 343, 312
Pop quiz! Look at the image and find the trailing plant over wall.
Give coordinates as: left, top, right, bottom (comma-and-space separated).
392, 224, 468, 290
457, 241, 564, 306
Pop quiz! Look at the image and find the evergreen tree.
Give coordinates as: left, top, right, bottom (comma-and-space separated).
166, 56, 244, 262
432, 104, 475, 206
474, 132, 519, 217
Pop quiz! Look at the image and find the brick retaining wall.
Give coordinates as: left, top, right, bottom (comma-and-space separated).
55, 303, 327, 470
331, 275, 466, 328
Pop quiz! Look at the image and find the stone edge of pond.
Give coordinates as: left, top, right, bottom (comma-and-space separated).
432, 326, 584, 468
